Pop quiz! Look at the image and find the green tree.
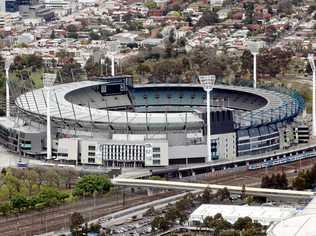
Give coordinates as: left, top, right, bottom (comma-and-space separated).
0, 202, 11, 215
11, 195, 29, 212
68, 31, 79, 39
74, 175, 112, 196
36, 187, 69, 207
243, 2, 255, 24
4, 173, 21, 198
145, 0, 158, 9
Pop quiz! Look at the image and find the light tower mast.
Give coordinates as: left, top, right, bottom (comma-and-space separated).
199, 75, 216, 162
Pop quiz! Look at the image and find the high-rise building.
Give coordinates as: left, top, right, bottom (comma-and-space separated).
5, 0, 38, 12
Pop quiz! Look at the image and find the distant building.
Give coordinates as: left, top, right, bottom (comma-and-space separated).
5, 0, 37, 12
20, 4, 55, 21
5, 0, 19, 12
0, 1, 6, 12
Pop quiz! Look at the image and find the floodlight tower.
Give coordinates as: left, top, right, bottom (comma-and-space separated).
199, 75, 216, 162
308, 54, 316, 137
107, 41, 120, 77
4, 56, 13, 118
248, 41, 260, 89
43, 73, 57, 160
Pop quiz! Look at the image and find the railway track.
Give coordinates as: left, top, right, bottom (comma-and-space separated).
201, 158, 316, 186
0, 191, 176, 236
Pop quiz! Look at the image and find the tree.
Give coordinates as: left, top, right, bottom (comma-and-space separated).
144, 0, 158, 9
216, 187, 230, 201
58, 61, 83, 82
11, 195, 29, 212
151, 216, 170, 231
37, 187, 69, 207
196, 11, 219, 28
4, 173, 21, 198
66, 24, 78, 33
292, 174, 307, 190
24, 169, 39, 196
0, 202, 11, 216
89, 223, 101, 233
279, 172, 288, 189
70, 212, 84, 233
233, 216, 252, 231
168, 28, 176, 44
50, 30, 56, 39
243, 2, 255, 24
74, 175, 112, 196
59, 169, 79, 189
68, 31, 79, 39
277, 0, 293, 14
202, 187, 213, 203
144, 206, 156, 216
203, 216, 214, 228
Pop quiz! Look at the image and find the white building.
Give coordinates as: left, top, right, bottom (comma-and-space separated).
189, 204, 296, 226
0, 1, 5, 13
41, 0, 70, 9
54, 137, 169, 167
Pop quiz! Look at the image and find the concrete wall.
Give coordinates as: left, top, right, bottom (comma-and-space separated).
56, 138, 79, 162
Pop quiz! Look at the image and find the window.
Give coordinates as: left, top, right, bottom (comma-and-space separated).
153, 147, 160, 152
88, 152, 95, 156
153, 153, 160, 158
88, 145, 96, 151
153, 160, 160, 165
58, 153, 68, 157
88, 158, 95, 163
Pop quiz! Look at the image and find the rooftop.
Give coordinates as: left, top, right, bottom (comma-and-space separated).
189, 204, 296, 226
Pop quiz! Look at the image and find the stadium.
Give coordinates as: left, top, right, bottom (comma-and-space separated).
0, 75, 305, 167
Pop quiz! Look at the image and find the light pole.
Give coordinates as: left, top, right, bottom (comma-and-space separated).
4, 56, 13, 118
107, 41, 120, 77
199, 75, 216, 162
248, 41, 260, 89
308, 54, 316, 137
43, 73, 57, 160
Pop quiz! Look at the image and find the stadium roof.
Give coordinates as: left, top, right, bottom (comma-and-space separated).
267, 197, 316, 236
15, 81, 300, 130
267, 214, 316, 236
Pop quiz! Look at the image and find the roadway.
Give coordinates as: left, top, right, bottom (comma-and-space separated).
112, 178, 315, 199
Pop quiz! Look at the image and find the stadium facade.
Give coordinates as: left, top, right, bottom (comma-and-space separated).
0, 76, 306, 167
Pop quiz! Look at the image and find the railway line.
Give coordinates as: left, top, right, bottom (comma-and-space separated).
0, 190, 177, 236
201, 157, 316, 186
